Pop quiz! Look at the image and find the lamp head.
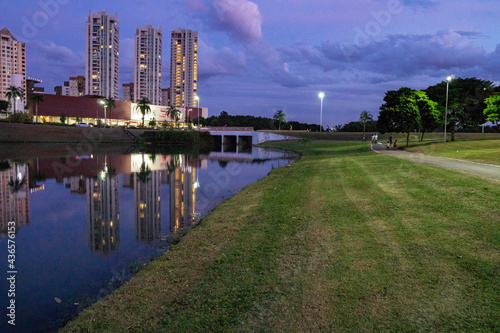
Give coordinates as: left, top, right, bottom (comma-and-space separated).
446, 75, 454, 82
318, 91, 325, 99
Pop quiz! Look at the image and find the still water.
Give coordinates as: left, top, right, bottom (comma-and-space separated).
0, 146, 296, 332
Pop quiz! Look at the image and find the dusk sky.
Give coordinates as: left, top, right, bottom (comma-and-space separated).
3, 0, 500, 126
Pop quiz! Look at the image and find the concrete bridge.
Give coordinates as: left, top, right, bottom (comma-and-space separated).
202, 127, 297, 145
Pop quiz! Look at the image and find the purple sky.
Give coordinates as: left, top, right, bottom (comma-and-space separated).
3, 0, 500, 126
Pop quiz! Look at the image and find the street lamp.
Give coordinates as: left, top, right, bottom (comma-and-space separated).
195, 95, 200, 129
318, 91, 325, 132
444, 76, 453, 143
99, 100, 107, 125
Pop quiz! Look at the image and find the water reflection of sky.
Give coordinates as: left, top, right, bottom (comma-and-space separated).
0, 147, 297, 332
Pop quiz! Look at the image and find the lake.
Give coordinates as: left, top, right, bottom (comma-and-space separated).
0, 145, 297, 332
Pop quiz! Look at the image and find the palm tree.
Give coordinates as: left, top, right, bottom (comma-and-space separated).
105, 97, 115, 123
359, 110, 373, 139
166, 106, 181, 128
137, 153, 151, 183
28, 93, 44, 122
6, 86, 22, 114
273, 109, 286, 130
135, 98, 151, 128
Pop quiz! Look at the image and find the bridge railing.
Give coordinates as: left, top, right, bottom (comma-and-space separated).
203, 127, 254, 131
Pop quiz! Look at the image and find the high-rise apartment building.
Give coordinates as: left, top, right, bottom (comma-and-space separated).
54, 81, 69, 96
170, 28, 198, 107
69, 75, 85, 96
0, 28, 26, 107
122, 82, 134, 102
85, 10, 119, 99
161, 87, 170, 106
134, 25, 162, 105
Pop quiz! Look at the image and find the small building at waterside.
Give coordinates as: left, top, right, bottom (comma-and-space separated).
28, 94, 208, 126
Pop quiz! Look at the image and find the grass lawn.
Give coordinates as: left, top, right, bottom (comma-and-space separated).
61, 140, 500, 332
405, 139, 500, 166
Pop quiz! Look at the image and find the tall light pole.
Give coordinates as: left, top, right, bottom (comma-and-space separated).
318, 91, 325, 132
444, 76, 453, 143
195, 95, 200, 129
99, 100, 107, 125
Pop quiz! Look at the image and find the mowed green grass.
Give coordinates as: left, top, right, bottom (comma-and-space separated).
406, 138, 500, 165
61, 141, 500, 332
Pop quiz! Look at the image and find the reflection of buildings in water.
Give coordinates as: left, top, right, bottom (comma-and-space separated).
169, 164, 196, 233
64, 176, 86, 194
0, 163, 29, 235
134, 169, 161, 243
86, 173, 120, 255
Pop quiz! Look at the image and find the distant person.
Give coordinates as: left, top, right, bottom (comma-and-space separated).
386, 141, 390, 150
389, 134, 393, 145
374, 134, 378, 143
290, 125, 292, 131
363, 133, 366, 142
393, 140, 397, 149
326, 125, 330, 132
371, 134, 375, 144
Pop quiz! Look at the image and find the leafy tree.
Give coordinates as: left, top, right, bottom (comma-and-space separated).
0, 100, 9, 111
6, 85, 22, 114
273, 109, 286, 130
337, 120, 378, 132
359, 110, 373, 137
378, 87, 421, 147
148, 119, 156, 127
426, 77, 494, 141
60, 113, 67, 125
135, 98, 151, 128
484, 93, 500, 130
413, 90, 439, 141
219, 111, 230, 126
28, 93, 44, 122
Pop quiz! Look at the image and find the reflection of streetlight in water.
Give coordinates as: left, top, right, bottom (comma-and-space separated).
193, 167, 200, 189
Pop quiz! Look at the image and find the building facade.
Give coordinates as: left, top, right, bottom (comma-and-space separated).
54, 81, 69, 96
85, 10, 120, 99
122, 82, 134, 102
161, 87, 170, 106
170, 28, 198, 108
1, 28, 26, 109
134, 25, 162, 105
69, 75, 85, 96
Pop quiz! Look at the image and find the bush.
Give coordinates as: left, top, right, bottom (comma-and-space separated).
7, 113, 33, 124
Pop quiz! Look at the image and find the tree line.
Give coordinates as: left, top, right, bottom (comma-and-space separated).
195, 111, 322, 131
376, 77, 500, 146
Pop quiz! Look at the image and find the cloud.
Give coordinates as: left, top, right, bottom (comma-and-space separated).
30, 41, 81, 65
402, 0, 439, 10
191, 0, 262, 43
292, 30, 496, 82
197, 39, 247, 80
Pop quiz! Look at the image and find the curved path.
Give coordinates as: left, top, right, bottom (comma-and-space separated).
371, 142, 500, 181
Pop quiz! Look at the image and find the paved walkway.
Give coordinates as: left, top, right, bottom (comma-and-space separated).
371, 142, 500, 181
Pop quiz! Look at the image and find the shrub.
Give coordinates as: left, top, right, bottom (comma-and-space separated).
8, 112, 33, 124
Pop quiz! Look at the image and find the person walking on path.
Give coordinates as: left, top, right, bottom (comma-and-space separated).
389, 134, 393, 146
393, 140, 397, 149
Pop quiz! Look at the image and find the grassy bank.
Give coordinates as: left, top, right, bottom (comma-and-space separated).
61, 140, 500, 332
0, 123, 145, 143
405, 139, 500, 166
